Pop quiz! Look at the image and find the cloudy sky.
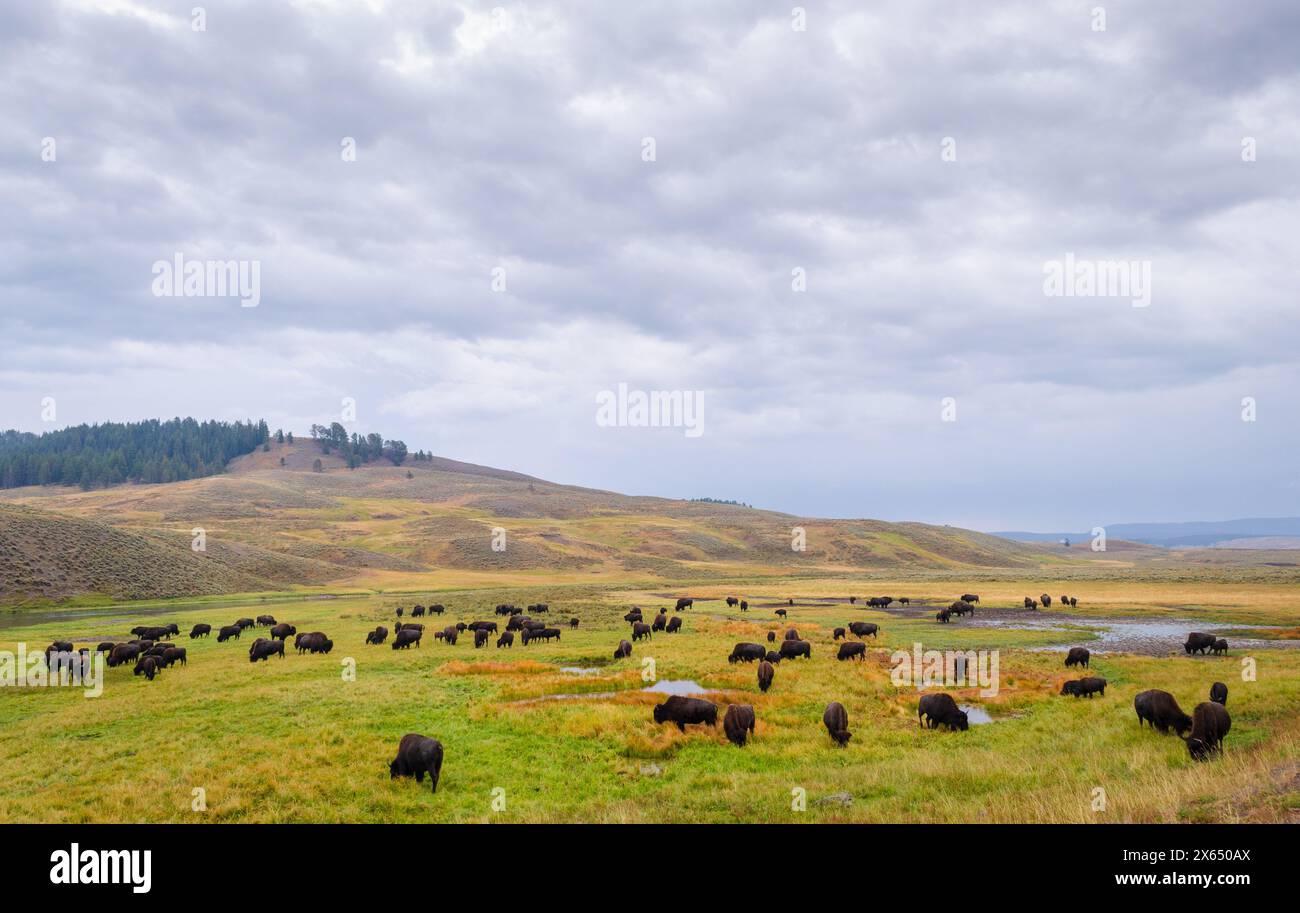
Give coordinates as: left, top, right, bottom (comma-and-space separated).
2, 0, 1298, 530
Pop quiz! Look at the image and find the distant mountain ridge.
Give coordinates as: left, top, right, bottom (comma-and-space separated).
994, 517, 1300, 548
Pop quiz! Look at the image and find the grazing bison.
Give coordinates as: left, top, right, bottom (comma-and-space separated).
107, 643, 142, 667
665, 616, 682, 633
728, 643, 767, 664
134, 656, 160, 681
918, 693, 968, 731
765, 650, 783, 664
217, 625, 242, 642
723, 704, 756, 746
1211, 638, 1228, 656
936, 609, 951, 624
390, 734, 444, 793
1060, 676, 1107, 698
775, 609, 788, 619
651, 613, 667, 632
429, 604, 446, 615
392, 628, 422, 650
614, 639, 633, 660
757, 660, 774, 693
784, 628, 800, 641
823, 702, 851, 747
624, 610, 643, 624
778, 639, 811, 660
235, 618, 255, 630
161, 646, 186, 667
898, 597, 910, 605
740, 600, 748, 611
496, 632, 514, 648
530, 628, 562, 644
529, 603, 549, 614
1064, 647, 1090, 668
438, 625, 459, 645
1185, 702, 1231, 761
1068, 597, 1077, 608
653, 695, 717, 732
1184, 632, 1217, 655
837, 642, 866, 661
674, 598, 693, 611
833, 627, 846, 640
411, 605, 426, 618
1134, 689, 1193, 735
960, 594, 979, 604
189, 624, 211, 639
270, 623, 296, 641
249, 638, 285, 662
767, 631, 776, 643
95, 641, 116, 655
947, 601, 973, 618
256, 615, 277, 627
466, 621, 499, 634
366, 626, 389, 645
299, 632, 334, 654
849, 622, 879, 639
1040, 594, 1052, 608
726, 597, 738, 607
473, 629, 489, 649
1209, 682, 1228, 706
1023, 597, 1037, 609
569, 617, 580, 628
632, 622, 652, 642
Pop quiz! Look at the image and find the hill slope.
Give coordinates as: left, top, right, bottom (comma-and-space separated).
0, 440, 1064, 605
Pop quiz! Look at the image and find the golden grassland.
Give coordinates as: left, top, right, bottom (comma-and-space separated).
1, 577, 1297, 823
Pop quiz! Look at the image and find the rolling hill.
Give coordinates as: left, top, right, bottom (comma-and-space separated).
0, 439, 1069, 606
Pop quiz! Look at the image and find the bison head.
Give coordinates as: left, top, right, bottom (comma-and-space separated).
653, 704, 667, 723
1185, 737, 1211, 761
954, 711, 969, 731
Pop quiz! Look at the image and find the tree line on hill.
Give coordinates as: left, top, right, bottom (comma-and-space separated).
307, 422, 430, 469
0, 418, 269, 490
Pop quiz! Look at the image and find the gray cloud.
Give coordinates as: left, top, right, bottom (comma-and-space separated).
1, 0, 1298, 529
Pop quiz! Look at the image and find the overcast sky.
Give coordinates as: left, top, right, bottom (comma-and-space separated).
2, 0, 1298, 530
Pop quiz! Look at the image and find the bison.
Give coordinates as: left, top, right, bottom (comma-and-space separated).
757, 660, 774, 693
1185, 702, 1231, 761
778, 639, 811, 660
837, 641, 866, 661
217, 625, 242, 642
665, 616, 682, 633
1209, 682, 1228, 706
392, 628, 422, 650
249, 638, 285, 662
849, 622, 878, 639
674, 598, 693, 611
784, 628, 800, 641
569, 617, 580, 628
1184, 632, 1216, 655
723, 704, 756, 746
726, 597, 738, 607
728, 643, 766, 664
823, 702, 851, 747
739, 600, 748, 611
653, 695, 717, 732
256, 614, 277, 627
832, 627, 846, 640
936, 609, 951, 624
632, 622, 652, 642
960, 594, 979, 604
134, 656, 160, 681
775, 609, 788, 619
1040, 594, 1052, 608
651, 613, 667, 632
614, 639, 632, 660
1133, 689, 1192, 735
1060, 676, 1107, 698
765, 650, 783, 664
496, 632, 514, 648
366, 626, 389, 645
270, 623, 296, 641
411, 605, 426, 618
389, 734, 444, 793
473, 629, 489, 649
1211, 638, 1228, 656
189, 624, 211, 639
1064, 647, 1090, 668
235, 618, 255, 630
918, 693, 968, 731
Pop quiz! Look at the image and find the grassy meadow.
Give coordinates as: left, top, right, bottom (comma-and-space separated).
2, 577, 1298, 823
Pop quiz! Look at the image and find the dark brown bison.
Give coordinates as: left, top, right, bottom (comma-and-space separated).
235, 618, 255, 630
134, 656, 160, 681
948, 601, 973, 617
765, 650, 783, 664
674, 598, 693, 611
624, 610, 643, 624
1211, 638, 1228, 656
651, 613, 667, 632
528, 603, 549, 613
1040, 594, 1052, 608
653, 695, 717, 732
757, 660, 774, 693
496, 632, 514, 648
849, 622, 878, 638
898, 597, 910, 605
1060, 676, 1107, 698
631, 622, 652, 641
392, 628, 422, 649
438, 625, 458, 645
389, 734, 444, 793
473, 629, 489, 648
784, 628, 799, 641
960, 594, 979, 604
429, 604, 446, 615
766, 631, 776, 642
1133, 691, 1190, 738
936, 609, 951, 623
665, 616, 682, 633
1068, 597, 1077, 608
569, 617, 580, 628
256, 614, 277, 626
614, 639, 632, 660
823, 702, 851, 747
217, 625, 242, 642
728, 643, 766, 663
726, 597, 738, 607
160, 646, 186, 667
1209, 682, 1228, 706
366, 626, 389, 645
837, 642, 866, 661
107, 643, 142, 667
775, 609, 788, 619
466, 621, 498, 634
189, 624, 211, 639
723, 704, 756, 746
249, 638, 285, 662
1185, 702, 1231, 761
778, 639, 811, 660
270, 623, 296, 641
1064, 647, 1090, 668
411, 605, 426, 617
918, 693, 968, 731
832, 627, 846, 640
1184, 632, 1216, 655
739, 600, 748, 611
1023, 597, 1037, 609
299, 632, 334, 654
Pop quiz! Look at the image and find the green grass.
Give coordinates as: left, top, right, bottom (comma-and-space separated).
2, 581, 1297, 823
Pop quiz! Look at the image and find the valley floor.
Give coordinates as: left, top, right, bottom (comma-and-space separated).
2, 577, 1298, 823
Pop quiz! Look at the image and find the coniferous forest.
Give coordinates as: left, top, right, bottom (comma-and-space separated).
0, 418, 269, 489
